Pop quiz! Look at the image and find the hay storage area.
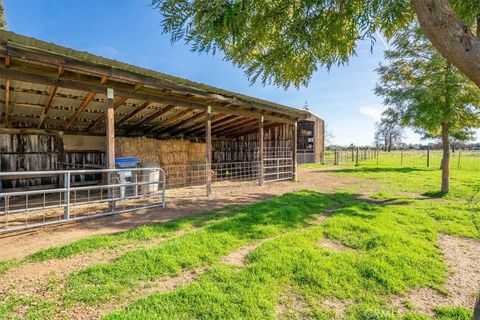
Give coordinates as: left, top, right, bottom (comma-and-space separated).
116, 137, 206, 188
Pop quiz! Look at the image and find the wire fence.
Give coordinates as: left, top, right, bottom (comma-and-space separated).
326, 148, 480, 170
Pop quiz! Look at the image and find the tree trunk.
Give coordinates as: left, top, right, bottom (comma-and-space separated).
413, 0, 480, 87
441, 122, 450, 193
474, 290, 480, 320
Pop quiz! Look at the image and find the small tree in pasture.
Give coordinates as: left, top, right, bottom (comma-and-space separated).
374, 117, 404, 151
375, 25, 480, 194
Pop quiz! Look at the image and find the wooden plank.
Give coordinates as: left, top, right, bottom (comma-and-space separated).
106, 88, 115, 169
259, 115, 264, 186
205, 106, 212, 196
292, 122, 298, 181
0, 64, 297, 124
184, 114, 233, 136
210, 116, 250, 134
64, 91, 96, 130
225, 121, 282, 138
117, 100, 152, 126
5, 45, 307, 120
37, 85, 58, 128
156, 111, 205, 136
215, 118, 258, 137
169, 111, 209, 135
3, 78, 9, 127
135, 105, 175, 127
87, 96, 128, 132
145, 108, 193, 134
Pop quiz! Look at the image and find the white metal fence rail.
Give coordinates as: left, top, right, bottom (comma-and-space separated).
0, 167, 166, 233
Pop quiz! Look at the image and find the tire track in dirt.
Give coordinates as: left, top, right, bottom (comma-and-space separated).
0, 230, 187, 301
63, 267, 206, 320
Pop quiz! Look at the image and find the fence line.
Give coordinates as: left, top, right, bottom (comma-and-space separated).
325, 148, 480, 170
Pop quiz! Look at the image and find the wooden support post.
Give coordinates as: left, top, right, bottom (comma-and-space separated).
106, 88, 115, 169
426, 148, 430, 168
259, 115, 264, 186
457, 149, 462, 169
3, 79, 10, 127
106, 88, 116, 211
292, 122, 298, 182
355, 147, 359, 166
205, 106, 212, 196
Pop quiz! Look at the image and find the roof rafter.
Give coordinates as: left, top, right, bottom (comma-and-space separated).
3, 79, 10, 127
215, 118, 259, 137
87, 96, 128, 132
117, 100, 152, 127
136, 105, 175, 127
156, 111, 205, 136
37, 86, 57, 129
64, 92, 96, 130
145, 108, 193, 134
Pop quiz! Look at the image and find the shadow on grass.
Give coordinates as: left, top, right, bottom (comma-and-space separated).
422, 191, 447, 198
66, 190, 406, 305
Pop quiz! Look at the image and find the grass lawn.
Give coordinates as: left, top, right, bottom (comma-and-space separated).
0, 164, 479, 319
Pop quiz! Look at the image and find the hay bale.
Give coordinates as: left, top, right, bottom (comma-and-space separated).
116, 137, 206, 168
188, 143, 206, 164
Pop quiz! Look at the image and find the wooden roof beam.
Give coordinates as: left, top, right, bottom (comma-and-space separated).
87, 96, 128, 132
182, 114, 231, 136
117, 100, 152, 127
136, 105, 175, 127
4, 43, 310, 119
3, 79, 10, 127
189, 115, 243, 136
37, 85, 57, 129
64, 92, 96, 130
145, 108, 193, 134
167, 111, 208, 135
213, 118, 258, 136
225, 122, 283, 138
0, 63, 296, 124
156, 111, 205, 136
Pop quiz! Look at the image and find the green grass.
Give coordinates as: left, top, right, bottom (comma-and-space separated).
103, 194, 473, 319
26, 206, 242, 263
0, 205, 245, 277
1, 163, 479, 319
64, 191, 346, 305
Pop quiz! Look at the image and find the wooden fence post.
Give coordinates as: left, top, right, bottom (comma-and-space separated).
427, 148, 430, 168
355, 147, 359, 166
457, 149, 462, 169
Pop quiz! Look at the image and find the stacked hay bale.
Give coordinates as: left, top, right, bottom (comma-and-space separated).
116, 137, 206, 187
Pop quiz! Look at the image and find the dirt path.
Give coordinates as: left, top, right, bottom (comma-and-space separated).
0, 231, 186, 299
392, 234, 480, 315
0, 167, 368, 261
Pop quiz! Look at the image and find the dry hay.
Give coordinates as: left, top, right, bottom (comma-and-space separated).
116, 137, 205, 167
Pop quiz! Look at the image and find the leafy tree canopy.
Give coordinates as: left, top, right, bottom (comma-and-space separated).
376, 25, 480, 141
0, 0, 6, 30
152, 0, 480, 88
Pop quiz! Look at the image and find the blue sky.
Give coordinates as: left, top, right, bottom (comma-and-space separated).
2, 0, 428, 145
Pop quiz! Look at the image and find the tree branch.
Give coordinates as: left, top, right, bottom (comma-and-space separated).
413, 0, 480, 87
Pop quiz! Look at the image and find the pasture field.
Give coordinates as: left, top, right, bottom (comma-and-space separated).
324, 149, 480, 171
0, 163, 479, 319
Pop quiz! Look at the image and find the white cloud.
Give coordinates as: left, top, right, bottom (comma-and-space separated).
358, 105, 386, 122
